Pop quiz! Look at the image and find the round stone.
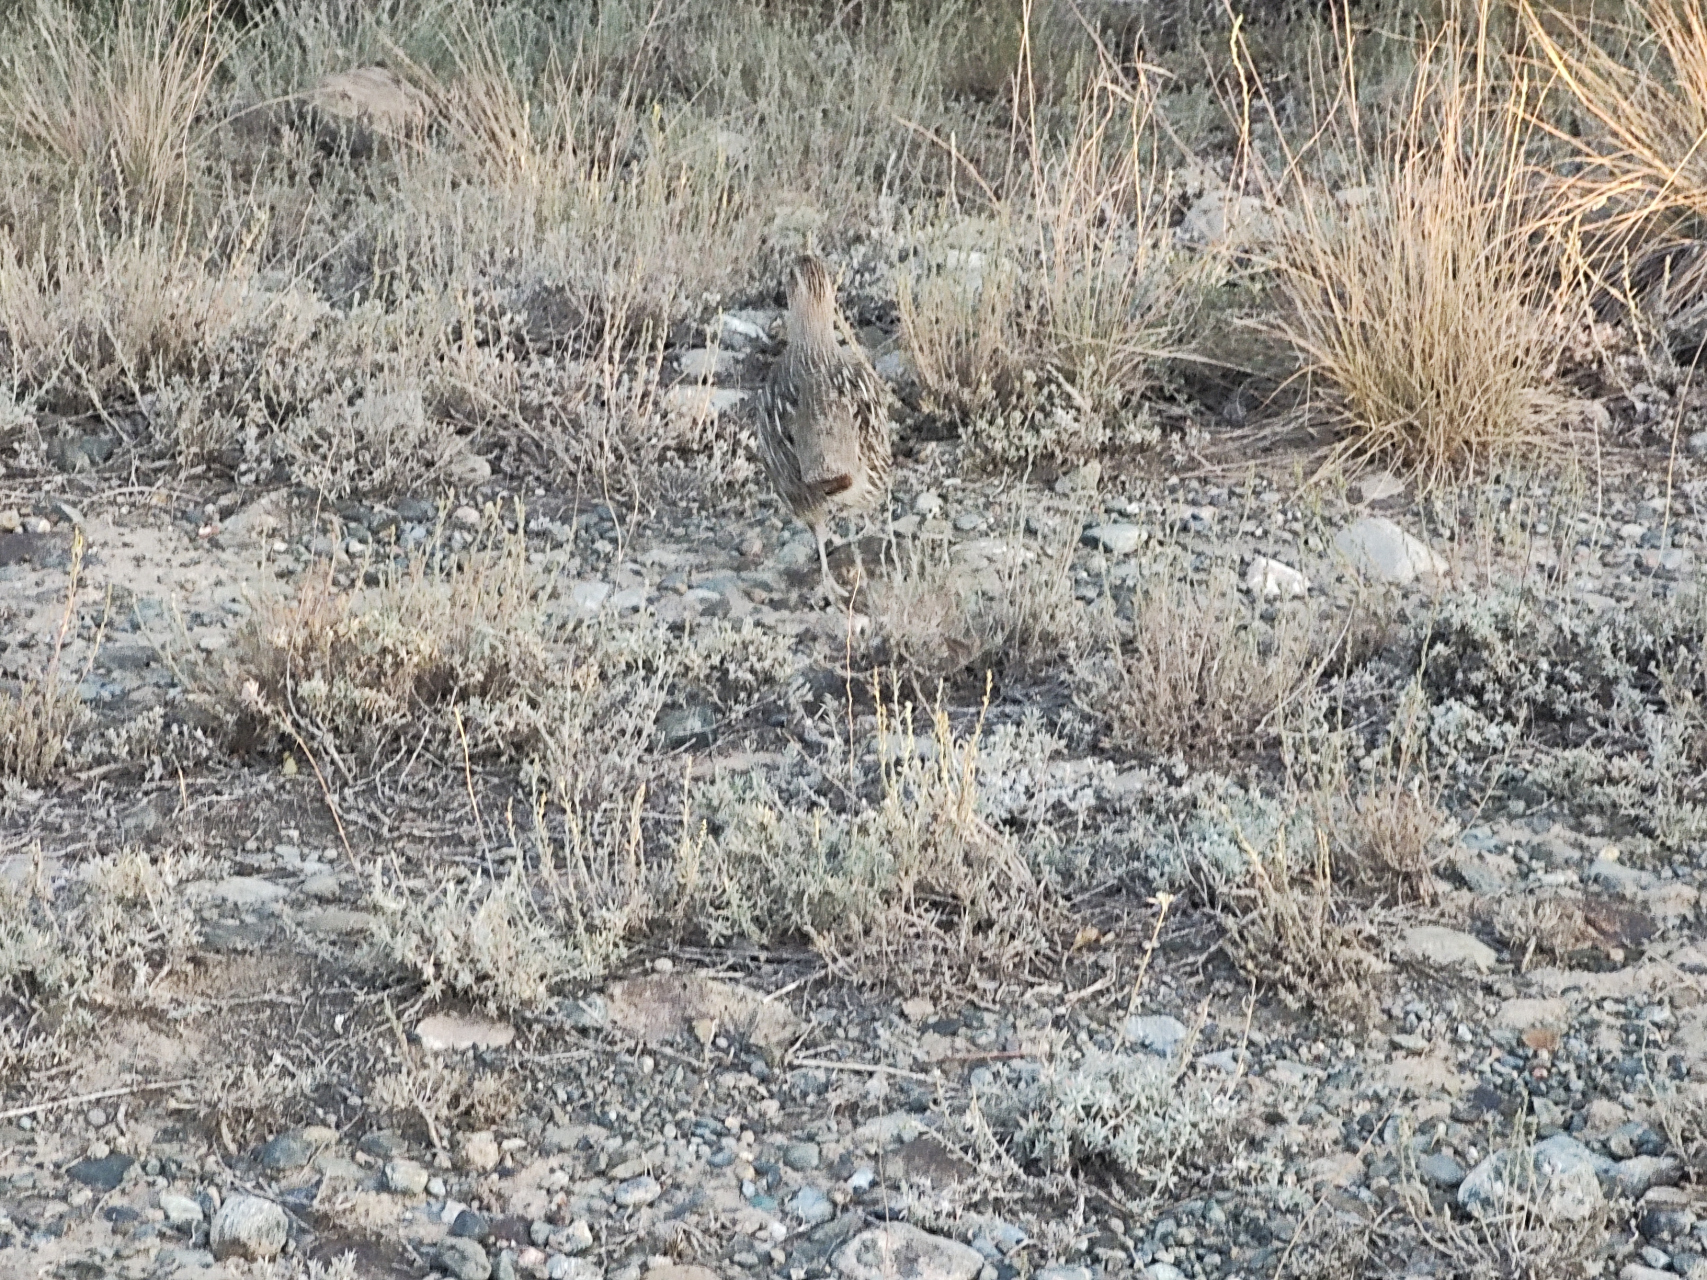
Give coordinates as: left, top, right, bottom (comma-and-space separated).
209, 1194, 288, 1261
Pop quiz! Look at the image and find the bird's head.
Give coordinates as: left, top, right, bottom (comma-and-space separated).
785, 254, 837, 343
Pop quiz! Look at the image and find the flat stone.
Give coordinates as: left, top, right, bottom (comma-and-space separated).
791, 1185, 834, 1226
159, 1192, 204, 1225
259, 1131, 313, 1172
419, 1014, 516, 1053
835, 1223, 983, 1280
1121, 1015, 1190, 1058
1333, 516, 1449, 585
612, 1175, 660, 1208
384, 1159, 430, 1194
1399, 926, 1497, 972
1082, 523, 1143, 556
1616, 1156, 1683, 1199
202, 876, 289, 906
783, 1141, 821, 1171
67, 1154, 133, 1192
1418, 1151, 1467, 1187
298, 907, 376, 936
1495, 998, 1569, 1032
209, 1194, 288, 1261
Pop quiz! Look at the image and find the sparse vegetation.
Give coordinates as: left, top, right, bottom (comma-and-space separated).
3, 0, 1707, 1273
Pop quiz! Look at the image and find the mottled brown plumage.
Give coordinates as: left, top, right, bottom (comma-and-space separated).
756, 255, 893, 598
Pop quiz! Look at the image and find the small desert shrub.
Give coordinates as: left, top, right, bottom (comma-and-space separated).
1077, 568, 1325, 766
1258, 9, 1583, 486
900, 57, 1216, 466
1402, 1129, 1613, 1279
367, 840, 652, 1012
0, 529, 89, 784
1182, 799, 1385, 1009
675, 690, 1058, 991
867, 507, 1090, 687
1490, 890, 1590, 971
1008, 1044, 1242, 1194
0, 847, 203, 1076
1417, 585, 1707, 788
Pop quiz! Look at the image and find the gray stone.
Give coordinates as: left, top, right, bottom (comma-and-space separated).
1586, 855, 1656, 898
1122, 1014, 1190, 1058
1246, 556, 1309, 599
1144, 1268, 1187, 1280
791, 1185, 834, 1225
259, 1131, 313, 1173
1620, 1267, 1673, 1280
1083, 523, 1143, 556
835, 1224, 983, 1280
67, 1153, 133, 1191
1333, 516, 1449, 584
383, 1159, 430, 1195
612, 1174, 661, 1208
1615, 1155, 1682, 1199
1459, 1135, 1606, 1223
1418, 1151, 1467, 1187
1399, 925, 1497, 972
439, 1237, 493, 1280
783, 1141, 821, 1171
209, 1194, 288, 1261
359, 1130, 405, 1158
453, 1208, 492, 1240
1039, 1270, 1093, 1280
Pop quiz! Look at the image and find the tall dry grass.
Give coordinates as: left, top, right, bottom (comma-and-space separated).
1254, 2, 1589, 487
900, 10, 1218, 466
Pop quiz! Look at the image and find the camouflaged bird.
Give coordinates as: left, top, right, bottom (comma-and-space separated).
756, 254, 894, 598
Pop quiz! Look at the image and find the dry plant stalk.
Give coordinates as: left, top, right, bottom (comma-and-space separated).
1, 527, 91, 784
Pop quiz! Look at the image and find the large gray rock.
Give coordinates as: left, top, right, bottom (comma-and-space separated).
438, 1237, 492, 1280
209, 1195, 288, 1261
1334, 517, 1448, 584
1458, 1135, 1607, 1222
836, 1223, 983, 1280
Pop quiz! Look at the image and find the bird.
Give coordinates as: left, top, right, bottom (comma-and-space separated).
756, 254, 894, 600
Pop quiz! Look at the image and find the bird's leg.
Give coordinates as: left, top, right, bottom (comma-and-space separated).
813, 518, 844, 603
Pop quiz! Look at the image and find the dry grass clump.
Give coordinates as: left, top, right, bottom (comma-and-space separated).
866, 507, 1090, 688
1491, 890, 1590, 970
0, 0, 227, 224
213, 519, 568, 769
1077, 567, 1325, 766
899, 53, 1218, 467
0, 529, 90, 785
1258, 7, 1585, 488
676, 687, 1058, 992
1206, 811, 1387, 1011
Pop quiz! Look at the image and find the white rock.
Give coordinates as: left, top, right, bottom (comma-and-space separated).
209, 1194, 288, 1261
452, 505, 482, 528
159, 1193, 203, 1225
1246, 556, 1309, 599
677, 349, 741, 379
1399, 926, 1498, 972
835, 1223, 983, 1280
418, 1015, 516, 1055
664, 385, 749, 417
1358, 472, 1406, 503
1333, 516, 1449, 584
1175, 189, 1272, 250
459, 1130, 502, 1173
